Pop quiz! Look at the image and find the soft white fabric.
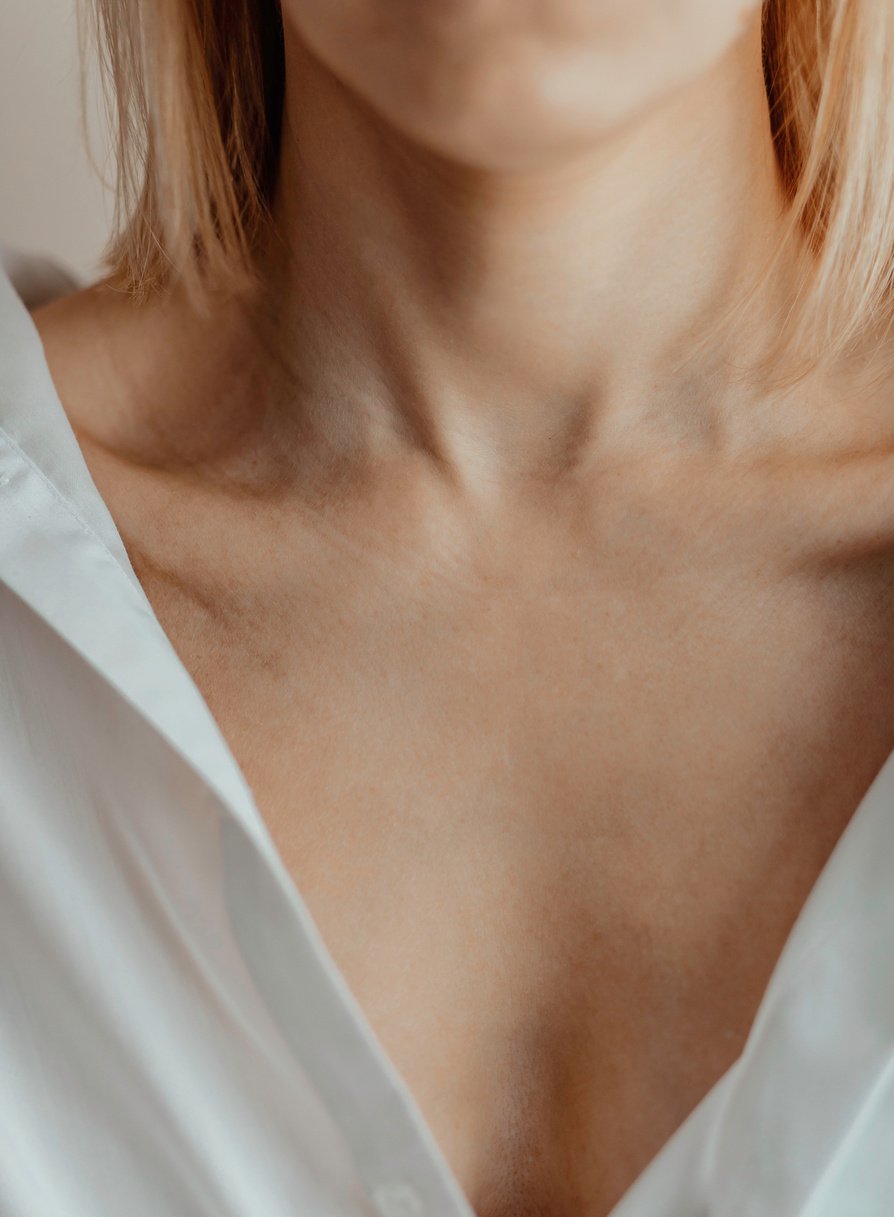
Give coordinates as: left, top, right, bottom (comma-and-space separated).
1, 249, 894, 1217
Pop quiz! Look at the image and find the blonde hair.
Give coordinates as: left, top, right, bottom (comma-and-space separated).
83, 1, 894, 386
84, 0, 284, 298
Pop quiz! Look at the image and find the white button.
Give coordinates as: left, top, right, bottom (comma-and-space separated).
371, 1180, 426, 1217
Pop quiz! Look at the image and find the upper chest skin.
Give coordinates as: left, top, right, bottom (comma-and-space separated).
68, 432, 894, 1217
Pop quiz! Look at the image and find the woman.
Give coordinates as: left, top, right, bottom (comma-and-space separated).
2, 1, 894, 1214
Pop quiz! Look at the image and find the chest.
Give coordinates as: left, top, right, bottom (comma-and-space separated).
26, 267, 894, 1217
108, 466, 894, 1217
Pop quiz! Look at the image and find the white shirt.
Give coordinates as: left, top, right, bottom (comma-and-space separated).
1, 248, 894, 1217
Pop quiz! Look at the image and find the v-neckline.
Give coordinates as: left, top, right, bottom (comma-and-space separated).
3, 262, 894, 1217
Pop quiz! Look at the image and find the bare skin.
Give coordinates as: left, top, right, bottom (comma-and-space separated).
30, 5, 894, 1216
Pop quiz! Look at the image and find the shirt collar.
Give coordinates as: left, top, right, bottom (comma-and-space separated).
0, 257, 266, 850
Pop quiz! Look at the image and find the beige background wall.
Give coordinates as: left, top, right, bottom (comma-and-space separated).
0, 0, 112, 283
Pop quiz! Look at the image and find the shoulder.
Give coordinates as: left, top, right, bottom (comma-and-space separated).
27, 276, 123, 445
28, 266, 264, 474
0, 243, 100, 445
800, 347, 894, 569
0, 243, 176, 453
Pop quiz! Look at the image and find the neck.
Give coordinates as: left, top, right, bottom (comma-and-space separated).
256, 10, 802, 486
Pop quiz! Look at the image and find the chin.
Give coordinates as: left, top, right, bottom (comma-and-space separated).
371, 60, 646, 172
282, 0, 761, 173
